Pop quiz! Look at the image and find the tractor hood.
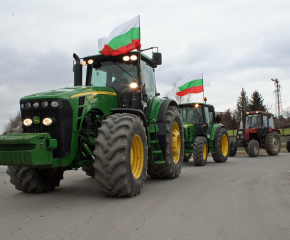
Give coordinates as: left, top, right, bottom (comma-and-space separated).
20, 86, 117, 101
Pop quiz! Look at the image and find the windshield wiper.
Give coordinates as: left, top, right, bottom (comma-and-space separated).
111, 61, 133, 78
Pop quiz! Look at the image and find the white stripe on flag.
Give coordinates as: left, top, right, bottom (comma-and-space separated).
98, 16, 140, 50
176, 73, 203, 87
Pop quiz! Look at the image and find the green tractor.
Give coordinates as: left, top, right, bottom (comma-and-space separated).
179, 102, 229, 166
0, 50, 184, 197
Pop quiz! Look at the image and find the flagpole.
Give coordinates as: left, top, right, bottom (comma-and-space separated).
202, 73, 204, 103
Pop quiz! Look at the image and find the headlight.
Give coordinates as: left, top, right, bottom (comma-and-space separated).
41, 101, 49, 108
23, 118, 32, 127
51, 101, 59, 107
130, 55, 137, 60
123, 56, 130, 61
21, 104, 24, 109
81, 61, 87, 66
25, 103, 31, 109
130, 82, 138, 88
88, 59, 94, 64
42, 118, 54, 126
32, 102, 39, 108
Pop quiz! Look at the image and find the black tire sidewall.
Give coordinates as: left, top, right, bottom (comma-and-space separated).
126, 119, 148, 195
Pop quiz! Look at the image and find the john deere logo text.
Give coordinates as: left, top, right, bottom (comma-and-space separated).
33, 116, 40, 124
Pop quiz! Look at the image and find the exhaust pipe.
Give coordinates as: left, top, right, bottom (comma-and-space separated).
73, 53, 82, 86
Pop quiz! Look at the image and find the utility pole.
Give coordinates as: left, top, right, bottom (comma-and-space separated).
271, 78, 282, 126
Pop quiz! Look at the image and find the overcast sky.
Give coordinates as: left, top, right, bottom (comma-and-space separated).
1, 0, 289, 133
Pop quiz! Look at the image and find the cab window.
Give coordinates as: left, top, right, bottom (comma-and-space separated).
141, 61, 155, 100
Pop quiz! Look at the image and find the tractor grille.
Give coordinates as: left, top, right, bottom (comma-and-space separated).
21, 99, 73, 158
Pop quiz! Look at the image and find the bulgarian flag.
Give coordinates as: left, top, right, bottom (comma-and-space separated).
98, 16, 141, 56
176, 73, 203, 97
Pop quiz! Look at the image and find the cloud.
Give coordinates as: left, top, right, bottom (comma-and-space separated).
0, 0, 290, 132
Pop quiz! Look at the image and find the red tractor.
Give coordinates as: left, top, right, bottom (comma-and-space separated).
229, 111, 281, 157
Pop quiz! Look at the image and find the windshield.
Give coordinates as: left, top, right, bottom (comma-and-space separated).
245, 114, 261, 128
181, 106, 204, 124
86, 61, 137, 87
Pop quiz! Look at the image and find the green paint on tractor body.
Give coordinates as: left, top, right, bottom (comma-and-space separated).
0, 52, 175, 169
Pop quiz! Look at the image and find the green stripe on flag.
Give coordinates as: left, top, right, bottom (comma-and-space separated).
107, 27, 140, 50
178, 79, 203, 92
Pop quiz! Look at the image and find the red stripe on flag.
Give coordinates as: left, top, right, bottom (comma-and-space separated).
176, 85, 203, 97
100, 39, 141, 56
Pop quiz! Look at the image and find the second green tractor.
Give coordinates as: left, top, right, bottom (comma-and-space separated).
179, 102, 229, 166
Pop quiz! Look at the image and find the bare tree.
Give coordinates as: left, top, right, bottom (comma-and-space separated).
2, 111, 22, 135
220, 109, 239, 130
165, 81, 191, 104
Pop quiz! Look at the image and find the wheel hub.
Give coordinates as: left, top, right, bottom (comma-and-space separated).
131, 135, 144, 179
171, 122, 181, 164
272, 137, 279, 151
221, 134, 229, 156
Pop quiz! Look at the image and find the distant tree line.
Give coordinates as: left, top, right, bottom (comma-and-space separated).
220, 88, 290, 129
2, 87, 290, 134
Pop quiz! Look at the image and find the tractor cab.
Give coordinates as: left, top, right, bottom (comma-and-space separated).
237, 111, 276, 141
76, 51, 161, 110
179, 103, 216, 138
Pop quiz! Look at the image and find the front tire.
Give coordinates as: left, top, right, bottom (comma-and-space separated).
147, 105, 184, 179
247, 139, 260, 157
229, 141, 237, 157
212, 127, 229, 163
193, 137, 208, 166
183, 153, 192, 162
286, 139, 290, 152
265, 131, 281, 155
82, 166, 96, 177
93, 113, 148, 197
6, 166, 64, 193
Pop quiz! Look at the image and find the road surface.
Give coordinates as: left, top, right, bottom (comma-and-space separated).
1, 152, 290, 240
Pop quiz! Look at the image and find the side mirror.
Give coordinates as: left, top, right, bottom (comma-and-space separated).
152, 52, 162, 65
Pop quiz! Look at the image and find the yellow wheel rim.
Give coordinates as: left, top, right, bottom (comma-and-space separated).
221, 134, 229, 156
131, 135, 144, 179
203, 143, 207, 160
185, 153, 190, 156
171, 122, 181, 164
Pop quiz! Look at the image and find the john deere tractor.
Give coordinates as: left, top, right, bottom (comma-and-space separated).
229, 111, 281, 157
179, 102, 229, 166
0, 50, 184, 197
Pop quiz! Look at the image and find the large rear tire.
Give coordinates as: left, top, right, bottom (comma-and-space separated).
6, 166, 64, 193
265, 131, 281, 155
286, 139, 290, 152
183, 153, 192, 162
247, 139, 260, 157
82, 166, 96, 177
93, 113, 148, 197
193, 137, 208, 166
229, 141, 237, 157
212, 127, 229, 163
147, 105, 184, 179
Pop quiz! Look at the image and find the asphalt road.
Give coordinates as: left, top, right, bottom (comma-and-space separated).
1, 152, 290, 240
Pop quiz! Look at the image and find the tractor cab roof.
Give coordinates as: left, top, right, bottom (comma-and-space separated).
179, 102, 214, 108
246, 111, 273, 116
82, 51, 157, 68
